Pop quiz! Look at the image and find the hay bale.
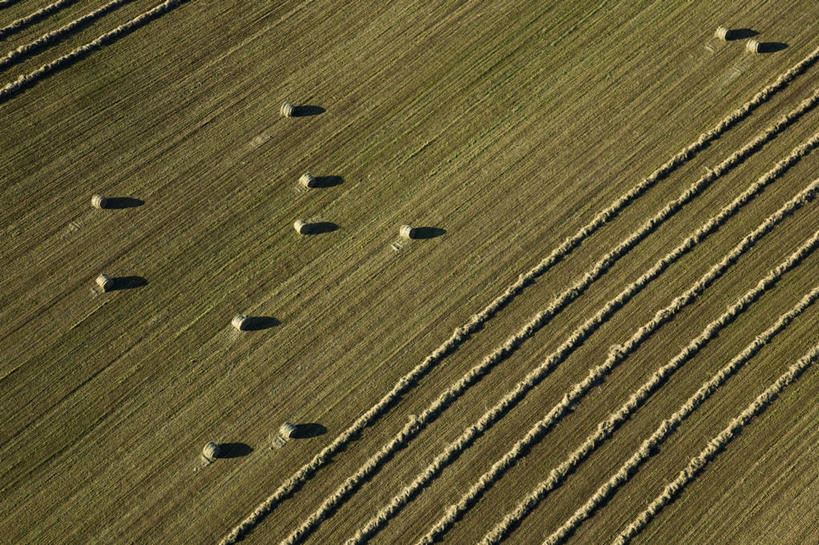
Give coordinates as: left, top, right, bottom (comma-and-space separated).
202, 441, 220, 462
299, 172, 316, 188
399, 224, 415, 239
91, 194, 107, 209
280, 421, 297, 439
715, 26, 730, 41
232, 314, 249, 331
280, 102, 295, 117
96, 273, 114, 292
294, 219, 311, 235
746, 39, 760, 53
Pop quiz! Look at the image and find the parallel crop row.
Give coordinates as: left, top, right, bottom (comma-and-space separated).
481, 229, 819, 545
280, 86, 819, 545
612, 341, 819, 545
410, 141, 819, 545
0, 0, 77, 39
544, 285, 819, 545
0, 0, 189, 102
0, 0, 139, 72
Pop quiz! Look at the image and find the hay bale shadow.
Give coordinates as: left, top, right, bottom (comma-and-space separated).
758, 42, 787, 53
305, 222, 339, 235
215, 443, 253, 458
725, 28, 757, 40
293, 105, 325, 117
312, 175, 343, 188
110, 276, 148, 290
105, 197, 144, 209
243, 316, 279, 330
412, 226, 446, 239
292, 423, 327, 439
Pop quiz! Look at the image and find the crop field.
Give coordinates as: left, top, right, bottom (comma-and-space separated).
1, 0, 818, 544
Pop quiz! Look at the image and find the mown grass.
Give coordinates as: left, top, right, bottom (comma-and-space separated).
0, 0, 817, 544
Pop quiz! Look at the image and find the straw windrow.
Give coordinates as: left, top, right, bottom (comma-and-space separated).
281, 81, 819, 545
611, 342, 819, 545
480, 230, 819, 545
543, 287, 819, 545
218, 47, 819, 545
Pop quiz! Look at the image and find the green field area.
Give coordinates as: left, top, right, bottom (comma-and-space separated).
1, 1, 817, 544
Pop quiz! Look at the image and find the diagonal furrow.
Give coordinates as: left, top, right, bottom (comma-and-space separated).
349, 139, 819, 545
279, 86, 819, 545
217, 47, 819, 545
480, 230, 819, 545
543, 286, 819, 545
611, 341, 819, 545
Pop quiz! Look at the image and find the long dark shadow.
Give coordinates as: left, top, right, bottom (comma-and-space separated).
312, 175, 343, 188
411, 226, 446, 239
304, 222, 339, 235
292, 423, 327, 439
104, 196, 144, 209
292, 105, 325, 117
110, 276, 148, 290
215, 443, 253, 459
759, 41, 788, 54
725, 28, 757, 40
242, 316, 279, 331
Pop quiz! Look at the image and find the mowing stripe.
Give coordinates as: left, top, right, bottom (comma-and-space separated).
352, 139, 819, 545
480, 230, 819, 545
217, 48, 819, 545
0, 0, 190, 102
0, 0, 140, 73
611, 341, 819, 545
543, 286, 819, 545
0, 0, 78, 39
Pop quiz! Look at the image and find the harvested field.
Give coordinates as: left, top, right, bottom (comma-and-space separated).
1, 1, 817, 544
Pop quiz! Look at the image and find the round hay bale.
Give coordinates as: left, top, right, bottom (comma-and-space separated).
202, 441, 220, 462
280, 102, 295, 118
746, 39, 760, 53
91, 194, 107, 209
399, 224, 415, 239
232, 314, 249, 330
96, 273, 113, 292
715, 26, 730, 41
280, 421, 297, 439
299, 172, 316, 188
294, 219, 311, 235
